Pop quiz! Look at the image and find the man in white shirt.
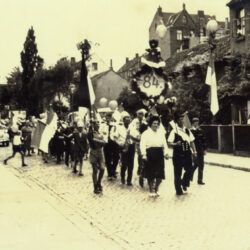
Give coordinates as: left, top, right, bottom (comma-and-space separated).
113, 112, 135, 186
168, 112, 197, 196
4, 127, 27, 167
129, 109, 148, 188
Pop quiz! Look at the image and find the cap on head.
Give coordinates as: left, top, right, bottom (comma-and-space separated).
173, 111, 185, 122
136, 109, 147, 115
192, 117, 199, 123
121, 111, 130, 119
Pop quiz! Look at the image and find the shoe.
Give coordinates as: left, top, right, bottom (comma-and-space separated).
72, 170, 77, 174
149, 193, 156, 198
97, 184, 103, 192
139, 177, 144, 188
94, 189, 101, 194
108, 176, 113, 181
176, 191, 184, 196
22, 163, 28, 167
198, 181, 205, 185
127, 182, 133, 186
121, 178, 125, 185
3, 160, 7, 165
182, 184, 187, 191
78, 172, 83, 177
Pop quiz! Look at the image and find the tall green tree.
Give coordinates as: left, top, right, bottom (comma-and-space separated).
20, 26, 44, 114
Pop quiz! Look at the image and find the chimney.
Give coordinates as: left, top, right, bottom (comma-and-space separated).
225, 17, 229, 30
135, 53, 139, 58
70, 57, 76, 64
158, 6, 162, 15
183, 3, 186, 10
110, 59, 113, 69
126, 57, 129, 63
197, 10, 204, 17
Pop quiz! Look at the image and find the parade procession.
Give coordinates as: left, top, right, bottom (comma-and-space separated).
2, 37, 209, 198
1, 1, 250, 250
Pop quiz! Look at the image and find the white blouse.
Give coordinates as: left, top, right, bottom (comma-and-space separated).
140, 128, 169, 157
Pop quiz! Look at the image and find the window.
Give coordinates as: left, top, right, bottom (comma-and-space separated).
177, 30, 183, 40
182, 16, 187, 24
92, 62, 98, 71
233, 8, 246, 38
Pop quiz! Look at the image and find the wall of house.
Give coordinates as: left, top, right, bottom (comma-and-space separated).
93, 71, 130, 107
230, 2, 250, 54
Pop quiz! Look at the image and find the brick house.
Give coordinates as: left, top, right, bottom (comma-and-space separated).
117, 53, 142, 82
149, 4, 227, 60
227, 0, 250, 54
91, 69, 130, 108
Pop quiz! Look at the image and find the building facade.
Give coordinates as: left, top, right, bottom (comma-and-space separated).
227, 0, 250, 54
149, 4, 228, 60
91, 69, 130, 108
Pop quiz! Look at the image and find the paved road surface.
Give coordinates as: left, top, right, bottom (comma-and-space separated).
1, 146, 250, 250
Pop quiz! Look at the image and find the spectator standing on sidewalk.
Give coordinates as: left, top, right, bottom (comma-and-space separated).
167, 112, 197, 196
140, 116, 169, 197
87, 120, 107, 194
4, 126, 27, 167
190, 117, 207, 185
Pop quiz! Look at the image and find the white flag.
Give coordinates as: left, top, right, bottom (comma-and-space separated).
87, 74, 96, 106
206, 56, 219, 115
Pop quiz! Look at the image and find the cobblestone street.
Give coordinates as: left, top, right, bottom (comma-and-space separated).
1, 147, 250, 250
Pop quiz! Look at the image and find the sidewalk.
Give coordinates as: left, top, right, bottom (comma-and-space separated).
168, 148, 250, 172
204, 151, 250, 172
0, 166, 118, 250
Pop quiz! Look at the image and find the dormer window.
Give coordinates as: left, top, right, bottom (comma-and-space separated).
182, 16, 187, 24
92, 62, 98, 71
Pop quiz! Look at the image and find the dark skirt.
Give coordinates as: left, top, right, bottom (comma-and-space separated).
144, 147, 165, 180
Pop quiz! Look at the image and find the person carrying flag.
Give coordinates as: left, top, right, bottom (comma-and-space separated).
167, 111, 197, 196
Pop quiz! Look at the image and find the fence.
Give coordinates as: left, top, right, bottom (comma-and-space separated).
201, 125, 250, 156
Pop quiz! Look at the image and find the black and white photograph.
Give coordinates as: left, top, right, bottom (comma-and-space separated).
0, 0, 250, 249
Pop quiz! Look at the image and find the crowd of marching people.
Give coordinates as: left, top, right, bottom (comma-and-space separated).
2, 105, 207, 197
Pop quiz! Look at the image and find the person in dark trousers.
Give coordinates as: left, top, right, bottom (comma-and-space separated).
64, 125, 75, 168
103, 113, 120, 181
112, 112, 135, 186
190, 117, 207, 185
4, 127, 27, 167
140, 116, 169, 197
72, 122, 88, 176
88, 120, 107, 194
168, 112, 197, 196
21, 121, 32, 156
130, 109, 148, 188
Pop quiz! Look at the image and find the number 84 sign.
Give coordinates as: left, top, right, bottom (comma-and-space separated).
137, 73, 166, 97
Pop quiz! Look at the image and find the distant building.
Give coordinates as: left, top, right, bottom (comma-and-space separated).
117, 53, 141, 82
86, 53, 109, 77
91, 68, 130, 108
227, 0, 250, 54
149, 4, 228, 60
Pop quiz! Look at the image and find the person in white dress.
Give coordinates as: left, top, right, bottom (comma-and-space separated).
140, 116, 169, 197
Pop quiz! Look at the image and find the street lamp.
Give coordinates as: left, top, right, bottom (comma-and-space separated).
156, 18, 167, 39
206, 17, 219, 52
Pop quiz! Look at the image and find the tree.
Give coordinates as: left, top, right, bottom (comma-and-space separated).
20, 26, 44, 114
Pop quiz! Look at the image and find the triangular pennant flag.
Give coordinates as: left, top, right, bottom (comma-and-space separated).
206, 56, 219, 115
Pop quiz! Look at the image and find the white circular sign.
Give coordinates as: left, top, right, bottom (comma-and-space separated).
137, 73, 165, 97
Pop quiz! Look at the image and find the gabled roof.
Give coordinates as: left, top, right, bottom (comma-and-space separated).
227, 0, 248, 7
117, 56, 142, 74
91, 69, 111, 81
164, 35, 231, 73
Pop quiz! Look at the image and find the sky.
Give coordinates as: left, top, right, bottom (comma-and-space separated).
0, 0, 229, 83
